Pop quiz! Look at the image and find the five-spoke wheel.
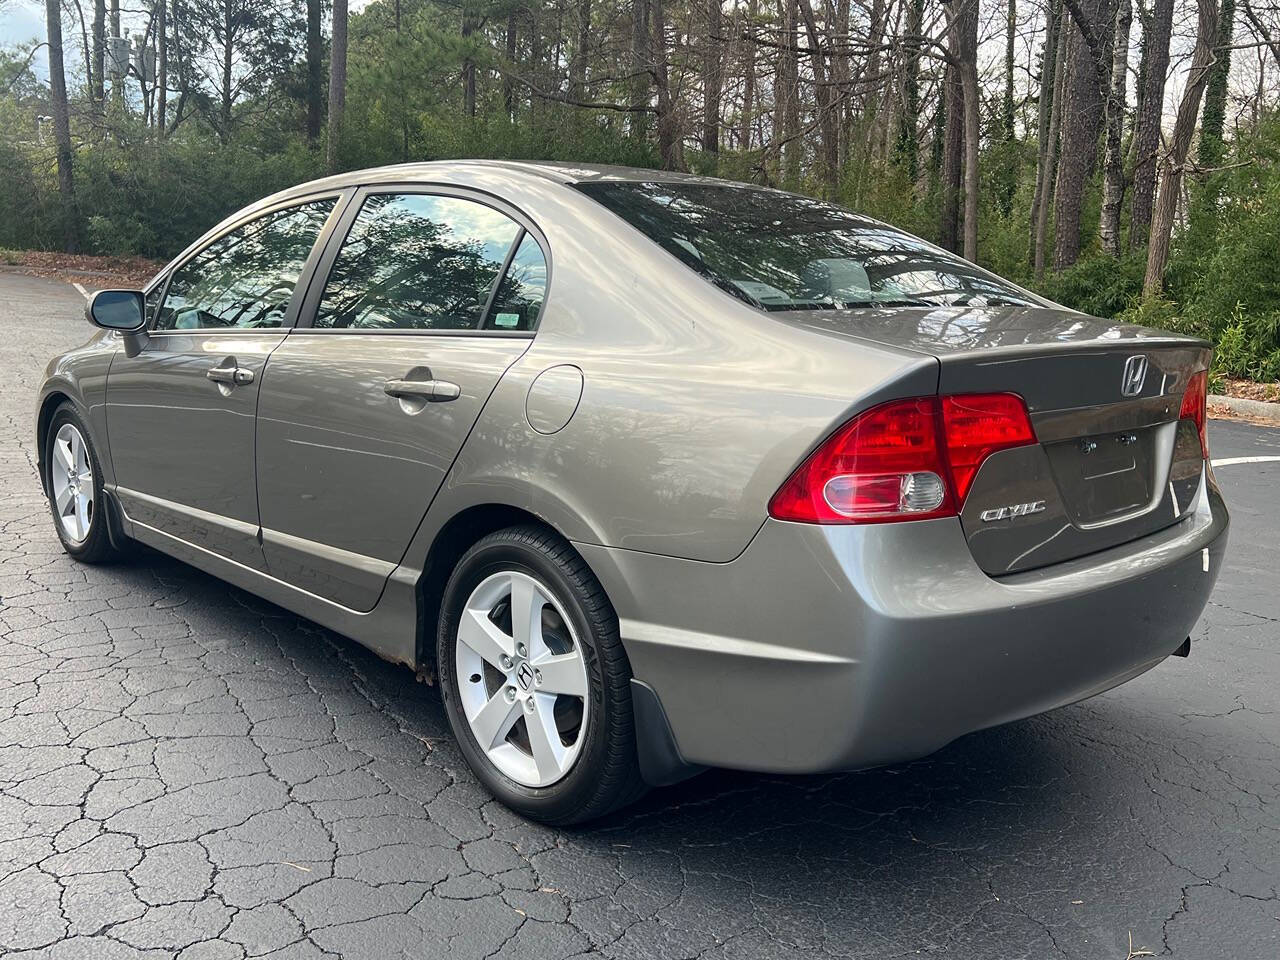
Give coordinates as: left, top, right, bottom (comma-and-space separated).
44, 403, 122, 563
437, 525, 646, 824
455, 570, 590, 787
49, 422, 95, 544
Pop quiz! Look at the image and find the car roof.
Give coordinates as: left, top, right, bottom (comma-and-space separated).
267, 160, 757, 204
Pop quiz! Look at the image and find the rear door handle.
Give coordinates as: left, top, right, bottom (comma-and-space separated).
206, 362, 254, 386
383, 378, 461, 402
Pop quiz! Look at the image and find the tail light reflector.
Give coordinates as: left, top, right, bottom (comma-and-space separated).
1179, 370, 1209, 459
769, 393, 1037, 524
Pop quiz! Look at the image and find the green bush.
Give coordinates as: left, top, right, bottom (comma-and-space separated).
1039, 253, 1146, 318
74, 132, 322, 258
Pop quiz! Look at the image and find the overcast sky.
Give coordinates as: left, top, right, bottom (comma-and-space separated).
0, 0, 375, 82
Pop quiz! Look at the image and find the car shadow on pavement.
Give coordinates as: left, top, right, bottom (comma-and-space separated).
128, 542, 1139, 840
105, 544, 1199, 958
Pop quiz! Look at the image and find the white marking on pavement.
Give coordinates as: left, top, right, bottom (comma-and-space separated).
1210, 456, 1280, 467
71, 282, 89, 300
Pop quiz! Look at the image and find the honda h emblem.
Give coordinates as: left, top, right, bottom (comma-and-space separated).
1121, 355, 1148, 397
516, 661, 534, 691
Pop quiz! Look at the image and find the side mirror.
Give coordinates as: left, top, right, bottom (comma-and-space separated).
86, 289, 146, 332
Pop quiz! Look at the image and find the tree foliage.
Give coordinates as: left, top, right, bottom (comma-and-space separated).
3, 0, 1280, 378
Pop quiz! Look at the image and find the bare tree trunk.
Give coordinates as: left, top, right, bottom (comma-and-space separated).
306, 0, 323, 143
940, 62, 964, 253
504, 12, 518, 119
652, 0, 682, 168
738, 0, 757, 150
1100, 0, 1132, 255
92, 0, 105, 120
46, 0, 79, 253
1004, 0, 1017, 138
571, 0, 592, 99
462, 7, 477, 117
954, 0, 981, 259
1129, 0, 1172, 248
1191, 0, 1234, 234
528, 6, 544, 123
1029, 0, 1062, 265
631, 0, 651, 139
156, 0, 167, 136
71, 0, 91, 106
220, 4, 233, 141
702, 0, 722, 155
1036, 20, 1070, 277
776, 0, 800, 186
831, 0, 851, 166
846, 0, 886, 196
327, 0, 348, 173
1052, 0, 1113, 269
110, 0, 122, 113
1144, 0, 1218, 295
895, 0, 924, 182
796, 0, 838, 194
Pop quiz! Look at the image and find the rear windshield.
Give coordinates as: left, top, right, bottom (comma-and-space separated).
576, 181, 1040, 312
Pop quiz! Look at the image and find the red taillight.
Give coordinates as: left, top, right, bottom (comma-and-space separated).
1179, 370, 1209, 459
769, 393, 1037, 524
941, 393, 1038, 503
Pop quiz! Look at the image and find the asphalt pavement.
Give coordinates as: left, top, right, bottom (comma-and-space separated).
1, 270, 1276, 959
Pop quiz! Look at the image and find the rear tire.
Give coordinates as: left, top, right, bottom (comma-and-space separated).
44, 403, 123, 564
437, 525, 646, 824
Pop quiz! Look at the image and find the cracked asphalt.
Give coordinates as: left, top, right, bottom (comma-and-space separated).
1, 271, 1277, 959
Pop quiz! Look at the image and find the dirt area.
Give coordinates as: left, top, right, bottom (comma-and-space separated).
0, 250, 161, 288
1220, 377, 1280, 403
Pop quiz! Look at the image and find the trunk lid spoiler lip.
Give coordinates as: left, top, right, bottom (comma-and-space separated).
768, 304, 1211, 361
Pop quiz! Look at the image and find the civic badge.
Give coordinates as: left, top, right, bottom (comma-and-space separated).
980, 501, 1047, 523
1121, 355, 1148, 397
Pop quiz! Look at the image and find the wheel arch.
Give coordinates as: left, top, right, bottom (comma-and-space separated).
35, 389, 78, 497
416, 503, 568, 667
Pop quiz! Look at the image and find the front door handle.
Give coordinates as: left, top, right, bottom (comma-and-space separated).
206, 361, 254, 386
383, 378, 461, 402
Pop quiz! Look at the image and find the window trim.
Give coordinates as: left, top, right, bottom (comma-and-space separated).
147, 191, 349, 337
291, 182, 551, 338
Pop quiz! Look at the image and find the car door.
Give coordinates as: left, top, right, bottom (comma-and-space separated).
255, 187, 548, 611
106, 196, 340, 569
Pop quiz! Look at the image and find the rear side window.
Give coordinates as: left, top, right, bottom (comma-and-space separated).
155, 200, 334, 330
315, 193, 524, 331
483, 233, 547, 331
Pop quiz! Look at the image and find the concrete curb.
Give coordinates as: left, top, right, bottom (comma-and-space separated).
1209, 393, 1280, 425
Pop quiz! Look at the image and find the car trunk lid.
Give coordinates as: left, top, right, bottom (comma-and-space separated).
772, 305, 1211, 574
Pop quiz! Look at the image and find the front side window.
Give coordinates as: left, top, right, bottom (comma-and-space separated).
156, 199, 335, 331
575, 182, 1041, 311
144, 275, 167, 327
315, 193, 523, 331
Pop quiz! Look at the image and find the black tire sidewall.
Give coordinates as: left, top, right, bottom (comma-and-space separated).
437, 535, 618, 821
45, 404, 111, 562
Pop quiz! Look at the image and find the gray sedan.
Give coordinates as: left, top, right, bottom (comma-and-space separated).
36, 162, 1229, 823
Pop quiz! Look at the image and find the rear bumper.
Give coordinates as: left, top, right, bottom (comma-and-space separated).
576, 470, 1229, 776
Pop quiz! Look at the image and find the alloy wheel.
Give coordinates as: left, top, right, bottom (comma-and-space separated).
50, 423, 94, 544
455, 570, 590, 787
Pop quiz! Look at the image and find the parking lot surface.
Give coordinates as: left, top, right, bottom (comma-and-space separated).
1, 271, 1277, 959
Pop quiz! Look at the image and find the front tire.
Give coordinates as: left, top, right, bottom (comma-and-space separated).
437, 525, 646, 824
44, 403, 121, 564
